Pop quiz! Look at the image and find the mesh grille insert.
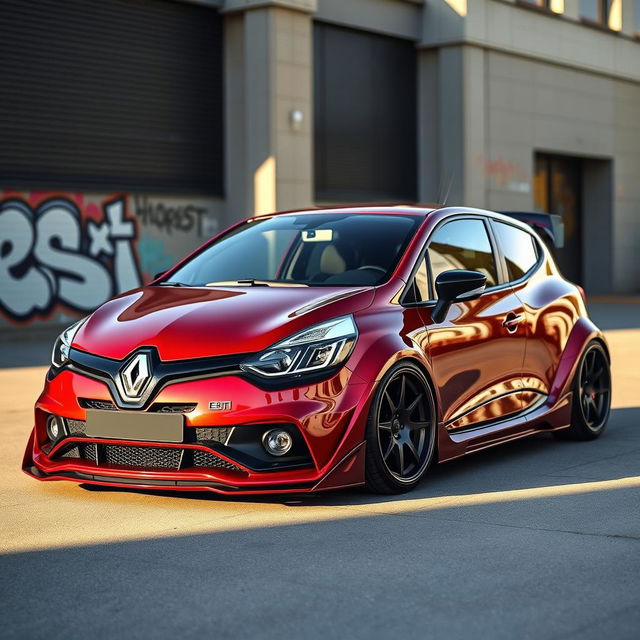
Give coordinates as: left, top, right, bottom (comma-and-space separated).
102, 445, 182, 470
192, 449, 241, 471
67, 419, 87, 435
195, 427, 232, 444
79, 443, 97, 462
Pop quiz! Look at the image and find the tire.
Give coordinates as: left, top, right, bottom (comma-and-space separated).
365, 361, 437, 494
556, 341, 612, 441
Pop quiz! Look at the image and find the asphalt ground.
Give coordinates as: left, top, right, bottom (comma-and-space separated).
0, 301, 638, 640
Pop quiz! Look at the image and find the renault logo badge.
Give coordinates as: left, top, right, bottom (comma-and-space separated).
117, 352, 152, 401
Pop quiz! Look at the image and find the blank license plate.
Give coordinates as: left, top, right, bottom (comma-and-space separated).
85, 410, 183, 443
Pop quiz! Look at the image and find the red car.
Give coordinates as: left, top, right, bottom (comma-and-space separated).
23, 206, 611, 495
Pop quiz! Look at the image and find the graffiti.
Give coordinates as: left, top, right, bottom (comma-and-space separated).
476, 155, 530, 193
134, 195, 207, 235
0, 194, 142, 324
137, 235, 176, 280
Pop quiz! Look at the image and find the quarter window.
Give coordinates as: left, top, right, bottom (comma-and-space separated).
493, 222, 539, 282
428, 219, 498, 289
405, 257, 430, 303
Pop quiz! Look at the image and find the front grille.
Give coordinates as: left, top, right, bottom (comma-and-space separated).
103, 445, 182, 469
79, 398, 196, 413
195, 427, 232, 444
149, 403, 197, 414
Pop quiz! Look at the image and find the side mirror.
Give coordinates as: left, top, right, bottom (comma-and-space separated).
432, 270, 487, 323
153, 272, 167, 281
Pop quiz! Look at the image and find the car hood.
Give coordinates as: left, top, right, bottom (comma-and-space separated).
73, 285, 375, 361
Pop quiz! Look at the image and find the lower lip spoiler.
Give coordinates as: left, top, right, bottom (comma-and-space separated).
23, 440, 366, 495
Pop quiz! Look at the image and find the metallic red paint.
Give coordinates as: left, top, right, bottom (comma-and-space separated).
23, 205, 608, 494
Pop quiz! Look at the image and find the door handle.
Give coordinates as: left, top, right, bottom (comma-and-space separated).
503, 313, 524, 333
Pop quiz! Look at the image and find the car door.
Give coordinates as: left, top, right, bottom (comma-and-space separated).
408, 217, 528, 432
491, 219, 575, 412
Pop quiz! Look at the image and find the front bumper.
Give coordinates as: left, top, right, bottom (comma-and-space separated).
23, 365, 372, 495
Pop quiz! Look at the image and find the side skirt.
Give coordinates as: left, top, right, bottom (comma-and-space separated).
437, 391, 572, 463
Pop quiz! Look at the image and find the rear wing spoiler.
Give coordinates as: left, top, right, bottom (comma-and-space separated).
499, 211, 564, 249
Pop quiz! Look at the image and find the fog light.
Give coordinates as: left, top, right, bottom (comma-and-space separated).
262, 429, 293, 457
46, 415, 65, 441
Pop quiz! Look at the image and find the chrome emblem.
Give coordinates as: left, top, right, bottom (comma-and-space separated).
209, 401, 232, 411
117, 352, 152, 401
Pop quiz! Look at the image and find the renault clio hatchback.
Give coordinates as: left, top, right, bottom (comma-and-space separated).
23, 206, 611, 494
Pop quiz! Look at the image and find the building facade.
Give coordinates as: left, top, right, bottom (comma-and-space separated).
1, 0, 639, 332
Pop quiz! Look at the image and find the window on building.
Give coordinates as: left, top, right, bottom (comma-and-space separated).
635, 0, 640, 33
428, 219, 498, 289
493, 222, 539, 282
519, 0, 564, 14
580, 0, 622, 30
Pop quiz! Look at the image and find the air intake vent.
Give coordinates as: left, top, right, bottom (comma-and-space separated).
79, 399, 116, 411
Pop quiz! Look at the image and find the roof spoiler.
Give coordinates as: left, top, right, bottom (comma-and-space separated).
499, 211, 565, 249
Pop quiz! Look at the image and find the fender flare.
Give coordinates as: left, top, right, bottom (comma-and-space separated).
549, 316, 609, 404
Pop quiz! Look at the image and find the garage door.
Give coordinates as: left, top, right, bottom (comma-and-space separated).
313, 22, 417, 203
0, 0, 224, 194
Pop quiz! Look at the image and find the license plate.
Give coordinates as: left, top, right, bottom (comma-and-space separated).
85, 409, 183, 443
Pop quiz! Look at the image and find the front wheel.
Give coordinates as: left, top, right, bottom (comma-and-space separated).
558, 341, 611, 441
365, 362, 437, 494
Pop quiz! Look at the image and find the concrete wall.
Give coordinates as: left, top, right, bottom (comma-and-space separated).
481, 51, 640, 292
418, 0, 640, 293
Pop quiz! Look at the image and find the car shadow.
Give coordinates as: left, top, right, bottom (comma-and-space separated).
79, 406, 640, 508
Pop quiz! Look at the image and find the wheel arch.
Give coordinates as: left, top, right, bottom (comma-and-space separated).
550, 316, 609, 403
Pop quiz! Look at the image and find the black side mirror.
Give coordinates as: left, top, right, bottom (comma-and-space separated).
432, 270, 487, 323
153, 272, 167, 281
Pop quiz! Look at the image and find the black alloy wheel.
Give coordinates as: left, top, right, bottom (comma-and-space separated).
558, 341, 611, 440
365, 362, 436, 494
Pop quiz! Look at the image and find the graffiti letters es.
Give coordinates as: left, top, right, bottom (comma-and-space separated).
0, 196, 142, 323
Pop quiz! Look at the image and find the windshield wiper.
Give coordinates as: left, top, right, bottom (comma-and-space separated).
205, 279, 308, 288
155, 281, 187, 287
204, 279, 271, 287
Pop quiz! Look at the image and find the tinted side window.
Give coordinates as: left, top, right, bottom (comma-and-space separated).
493, 222, 538, 282
428, 219, 498, 288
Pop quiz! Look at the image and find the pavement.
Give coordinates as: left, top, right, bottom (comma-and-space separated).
0, 302, 638, 640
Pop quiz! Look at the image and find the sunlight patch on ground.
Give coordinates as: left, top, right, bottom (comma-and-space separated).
2, 475, 639, 555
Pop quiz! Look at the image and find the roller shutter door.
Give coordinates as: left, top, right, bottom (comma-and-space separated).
0, 0, 224, 194
314, 22, 417, 202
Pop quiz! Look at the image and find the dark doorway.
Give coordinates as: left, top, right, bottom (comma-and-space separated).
534, 153, 583, 284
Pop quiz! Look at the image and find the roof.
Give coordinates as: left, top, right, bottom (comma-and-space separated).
268, 203, 442, 218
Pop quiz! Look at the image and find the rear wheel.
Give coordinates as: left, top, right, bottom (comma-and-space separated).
365, 362, 437, 494
557, 341, 611, 441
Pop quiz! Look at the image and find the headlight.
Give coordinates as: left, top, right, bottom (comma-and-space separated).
240, 315, 358, 378
51, 318, 87, 368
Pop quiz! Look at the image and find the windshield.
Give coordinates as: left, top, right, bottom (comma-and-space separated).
163, 213, 422, 287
